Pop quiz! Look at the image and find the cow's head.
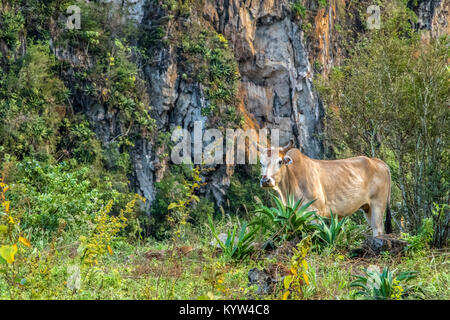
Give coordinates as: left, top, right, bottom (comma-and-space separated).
258, 139, 295, 188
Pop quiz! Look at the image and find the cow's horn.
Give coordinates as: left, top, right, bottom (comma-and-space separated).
251, 139, 266, 151
282, 139, 295, 153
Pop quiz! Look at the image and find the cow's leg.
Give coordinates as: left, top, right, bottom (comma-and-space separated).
369, 203, 384, 237
362, 204, 371, 225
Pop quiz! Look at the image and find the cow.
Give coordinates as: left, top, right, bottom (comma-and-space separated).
257, 139, 392, 237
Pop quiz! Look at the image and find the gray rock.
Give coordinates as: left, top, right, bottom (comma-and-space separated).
351, 234, 408, 258
209, 233, 238, 249
248, 268, 276, 295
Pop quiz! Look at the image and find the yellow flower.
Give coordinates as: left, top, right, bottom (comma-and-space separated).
2, 201, 10, 213
18, 236, 31, 248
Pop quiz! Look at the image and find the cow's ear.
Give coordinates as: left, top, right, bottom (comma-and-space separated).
283, 155, 293, 165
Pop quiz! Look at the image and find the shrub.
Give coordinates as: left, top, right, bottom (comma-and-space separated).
78, 194, 144, 266
0, 8, 25, 48
179, 26, 241, 126
0, 178, 32, 265
226, 164, 272, 217
282, 236, 312, 300
350, 266, 417, 300
313, 211, 349, 249
402, 217, 434, 254
290, 2, 306, 19
167, 165, 204, 242
207, 214, 259, 261
253, 194, 316, 242
8, 159, 133, 241
0, 42, 67, 160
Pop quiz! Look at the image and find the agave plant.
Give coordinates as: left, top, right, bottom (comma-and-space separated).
207, 214, 259, 260
350, 266, 417, 300
313, 211, 349, 248
252, 194, 316, 241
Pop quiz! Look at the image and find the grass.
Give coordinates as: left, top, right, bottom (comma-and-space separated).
1, 217, 448, 300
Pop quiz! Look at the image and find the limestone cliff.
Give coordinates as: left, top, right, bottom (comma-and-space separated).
133, 0, 327, 207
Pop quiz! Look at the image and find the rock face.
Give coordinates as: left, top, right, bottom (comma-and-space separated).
131, 0, 327, 208
415, 0, 449, 37
201, 0, 324, 157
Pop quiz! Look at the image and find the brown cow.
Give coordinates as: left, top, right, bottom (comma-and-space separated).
258, 140, 392, 237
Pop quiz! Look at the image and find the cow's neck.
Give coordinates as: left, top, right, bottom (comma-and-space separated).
277, 150, 311, 204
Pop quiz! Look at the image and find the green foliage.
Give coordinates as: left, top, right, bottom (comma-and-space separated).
402, 217, 434, 254
56, 1, 155, 136
0, 7, 25, 47
253, 194, 316, 242
318, 0, 328, 8
149, 165, 193, 239
180, 27, 241, 125
208, 214, 259, 261
350, 266, 417, 300
59, 119, 104, 165
189, 197, 215, 226
0, 42, 67, 160
79, 194, 144, 266
282, 236, 311, 300
429, 203, 449, 248
290, 1, 307, 19
167, 166, 204, 242
161, 0, 191, 17
149, 165, 215, 239
226, 165, 272, 217
313, 212, 349, 249
8, 159, 132, 241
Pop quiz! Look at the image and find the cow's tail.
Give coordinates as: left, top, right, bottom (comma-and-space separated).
384, 167, 393, 234
384, 201, 392, 234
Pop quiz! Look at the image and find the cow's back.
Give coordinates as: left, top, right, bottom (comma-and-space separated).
292, 153, 390, 217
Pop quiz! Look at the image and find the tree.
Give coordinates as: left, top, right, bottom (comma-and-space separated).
316, 1, 449, 246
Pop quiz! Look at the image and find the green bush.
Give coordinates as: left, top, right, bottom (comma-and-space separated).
226, 165, 272, 217
350, 266, 417, 300
208, 214, 259, 261
313, 212, 349, 249
402, 217, 434, 254
0, 42, 67, 160
0, 8, 25, 47
180, 27, 241, 125
8, 159, 132, 242
290, 1, 306, 19
253, 194, 316, 242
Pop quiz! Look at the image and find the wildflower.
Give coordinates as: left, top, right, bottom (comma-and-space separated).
2, 201, 10, 213
18, 236, 31, 248
390, 279, 404, 300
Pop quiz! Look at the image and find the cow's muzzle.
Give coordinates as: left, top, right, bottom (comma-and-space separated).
260, 175, 274, 188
